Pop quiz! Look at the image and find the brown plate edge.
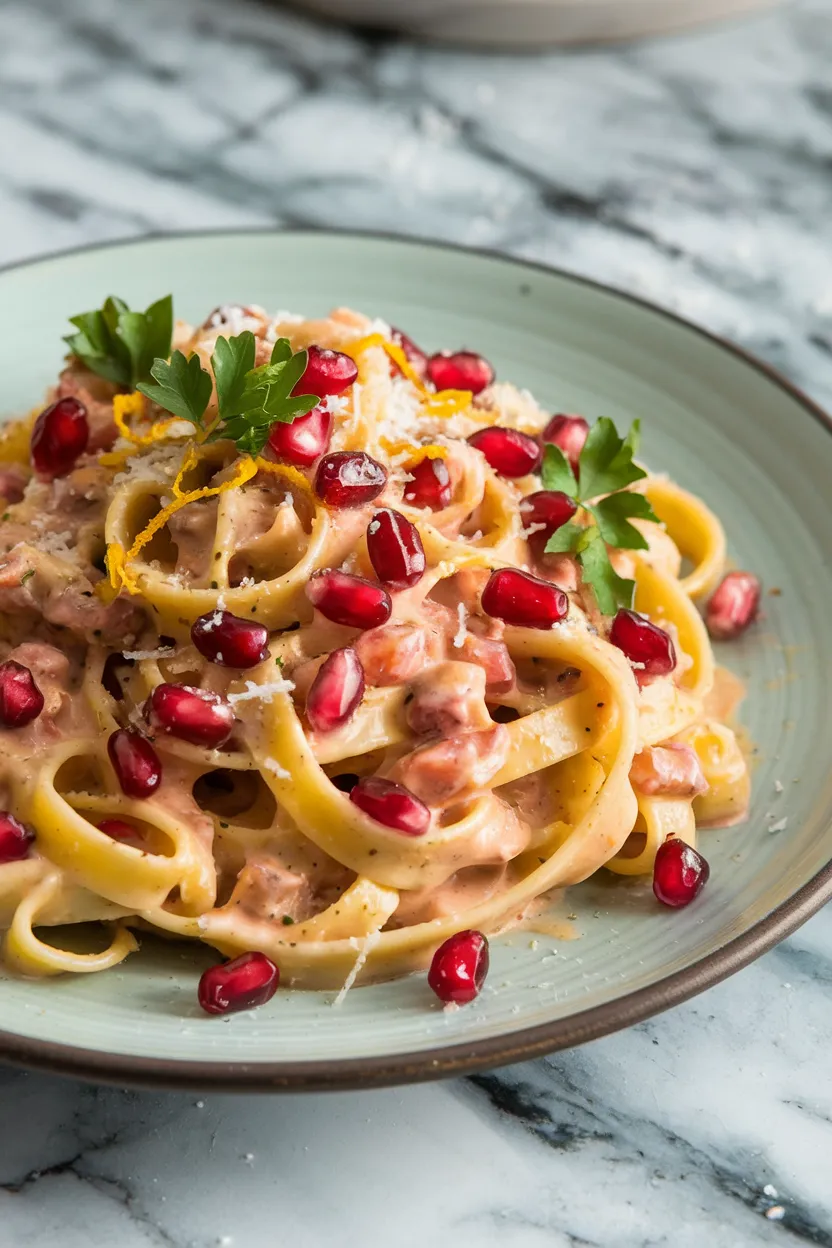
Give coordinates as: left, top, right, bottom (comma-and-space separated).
0, 226, 829, 1092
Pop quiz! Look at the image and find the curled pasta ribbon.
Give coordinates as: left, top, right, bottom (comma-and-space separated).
20, 740, 216, 914
643, 478, 726, 600
4, 872, 138, 977
606, 795, 697, 876
107, 451, 258, 594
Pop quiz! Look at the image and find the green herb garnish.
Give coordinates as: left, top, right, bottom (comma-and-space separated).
541, 418, 659, 615
65, 295, 173, 389
20, 568, 35, 585
138, 332, 317, 456
281, 915, 295, 926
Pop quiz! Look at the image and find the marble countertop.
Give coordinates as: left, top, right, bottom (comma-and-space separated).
1, 0, 831, 1244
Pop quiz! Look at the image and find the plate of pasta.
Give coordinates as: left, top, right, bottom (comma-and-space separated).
0, 230, 829, 1089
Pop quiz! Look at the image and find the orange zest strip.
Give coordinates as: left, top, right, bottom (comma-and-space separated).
108, 452, 258, 594
378, 439, 448, 464
253, 457, 313, 496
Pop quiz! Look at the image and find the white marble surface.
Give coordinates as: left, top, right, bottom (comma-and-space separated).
1, 0, 832, 1244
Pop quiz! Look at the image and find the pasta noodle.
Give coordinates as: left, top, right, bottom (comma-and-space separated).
0, 302, 750, 994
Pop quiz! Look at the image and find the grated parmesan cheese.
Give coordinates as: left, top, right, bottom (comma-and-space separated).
332, 930, 382, 1007
321, 393, 350, 416
227, 677, 294, 705
453, 603, 468, 648
122, 645, 176, 661
264, 758, 291, 780
768, 817, 789, 833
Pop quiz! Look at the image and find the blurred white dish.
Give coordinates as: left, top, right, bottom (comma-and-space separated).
290, 0, 776, 45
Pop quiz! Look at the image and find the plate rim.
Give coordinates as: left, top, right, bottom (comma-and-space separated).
1, 225, 830, 1092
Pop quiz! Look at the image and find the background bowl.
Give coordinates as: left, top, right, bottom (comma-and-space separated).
286, 0, 778, 47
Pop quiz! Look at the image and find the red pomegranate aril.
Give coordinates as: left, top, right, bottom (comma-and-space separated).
427, 351, 494, 396
403, 456, 452, 510
198, 951, 279, 1016
0, 660, 44, 728
98, 818, 146, 850
349, 775, 430, 836
267, 404, 332, 467
314, 451, 387, 508
0, 812, 34, 863
146, 684, 235, 748
706, 572, 761, 640
367, 508, 426, 590
306, 647, 365, 733
653, 837, 710, 907
191, 610, 269, 668
609, 609, 676, 677
390, 327, 428, 378
31, 397, 89, 478
294, 345, 358, 398
306, 569, 391, 630
481, 568, 568, 629
520, 490, 579, 556
541, 413, 589, 472
428, 930, 490, 1005
108, 729, 162, 799
468, 427, 541, 478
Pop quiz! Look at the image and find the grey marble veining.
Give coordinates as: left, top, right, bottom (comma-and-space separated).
0, 0, 831, 1244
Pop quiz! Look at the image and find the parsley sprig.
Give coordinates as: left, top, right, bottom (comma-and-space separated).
65, 295, 173, 389
541, 418, 659, 615
137, 332, 318, 455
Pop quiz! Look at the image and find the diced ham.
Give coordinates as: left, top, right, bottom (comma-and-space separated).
225, 855, 313, 923
0, 544, 145, 647
458, 632, 515, 695
391, 725, 510, 805
355, 622, 442, 687
406, 661, 492, 737
630, 743, 709, 798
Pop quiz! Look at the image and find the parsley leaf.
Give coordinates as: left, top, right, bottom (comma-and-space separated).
65, 295, 173, 389
137, 351, 213, 427
575, 417, 646, 501
541, 415, 659, 615
574, 526, 636, 616
211, 332, 256, 421
540, 443, 578, 496
206, 337, 317, 455
588, 490, 656, 551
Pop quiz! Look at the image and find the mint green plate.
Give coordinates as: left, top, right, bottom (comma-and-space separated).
1, 232, 830, 1090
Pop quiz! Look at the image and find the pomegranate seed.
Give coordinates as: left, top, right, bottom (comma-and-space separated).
146, 684, 235, 748
294, 345, 358, 398
541, 413, 589, 472
191, 610, 269, 668
390, 327, 428, 378
428, 930, 489, 1005
520, 490, 579, 556
314, 451, 387, 508
108, 729, 162, 798
0, 660, 44, 728
0, 812, 34, 863
481, 568, 568, 629
706, 572, 761, 640
468, 427, 541, 478
349, 775, 430, 836
267, 404, 332, 467
306, 647, 365, 733
306, 569, 391, 630
653, 837, 710, 907
367, 508, 426, 590
98, 818, 146, 850
427, 351, 494, 395
403, 456, 452, 510
609, 609, 676, 677
31, 397, 89, 478
198, 951, 279, 1016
